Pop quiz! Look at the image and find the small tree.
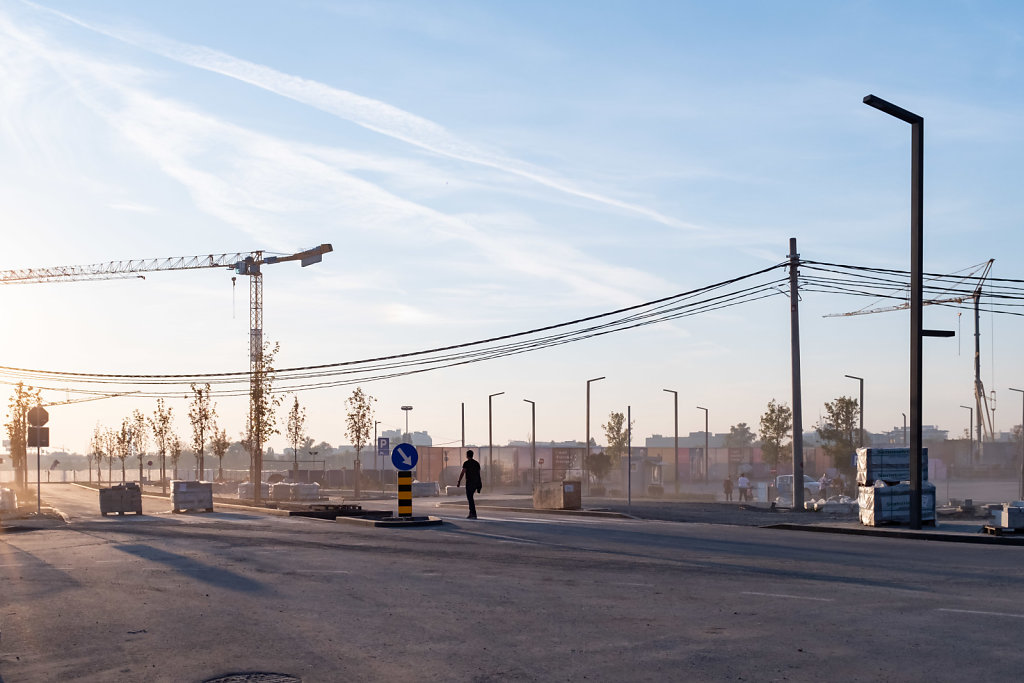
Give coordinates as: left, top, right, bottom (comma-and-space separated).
345, 387, 376, 497
247, 342, 282, 500
725, 423, 757, 449
89, 425, 105, 485
5, 382, 41, 492
189, 383, 216, 480
286, 396, 307, 474
169, 434, 183, 480
116, 418, 133, 482
210, 427, 230, 481
103, 427, 118, 484
817, 396, 860, 473
587, 411, 630, 483
759, 399, 793, 469
149, 398, 174, 493
132, 409, 148, 484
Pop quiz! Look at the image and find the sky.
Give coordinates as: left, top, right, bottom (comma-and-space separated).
1, 0, 1023, 457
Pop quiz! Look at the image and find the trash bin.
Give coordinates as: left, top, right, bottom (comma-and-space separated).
533, 480, 582, 510
99, 483, 143, 516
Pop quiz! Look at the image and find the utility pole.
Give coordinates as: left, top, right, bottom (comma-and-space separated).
789, 238, 805, 512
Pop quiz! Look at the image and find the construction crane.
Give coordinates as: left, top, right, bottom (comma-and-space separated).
825, 259, 996, 459
1, 243, 333, 502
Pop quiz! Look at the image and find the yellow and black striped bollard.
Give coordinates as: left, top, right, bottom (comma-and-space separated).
398, 471, 413, 518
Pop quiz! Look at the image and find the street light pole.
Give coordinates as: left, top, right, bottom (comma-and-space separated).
488, 392, 504, 489
864, 93, 925, 529
664, 389, 679, 495
902, 412, 907, 446
1010, 388, 1024, 500
960, 405, 973, 463
696, 406, 709, 484
524, 399, 536, 486
586, 377, 605, 494
400, 406, 413, 443
845, 374, 865, 448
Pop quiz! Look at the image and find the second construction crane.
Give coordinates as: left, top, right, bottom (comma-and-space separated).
1, 243, 333, 501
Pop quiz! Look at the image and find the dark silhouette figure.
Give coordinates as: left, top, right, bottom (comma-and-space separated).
723, 478, 734, 502
457, 450, 482, 519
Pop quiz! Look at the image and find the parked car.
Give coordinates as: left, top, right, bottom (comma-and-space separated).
775, 474, 822, 499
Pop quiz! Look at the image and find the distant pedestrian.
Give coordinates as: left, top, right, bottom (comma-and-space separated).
456, 450, 482, 519
819, 473, 830, 500
737, 473, 750, 502
723, 478, 734, 502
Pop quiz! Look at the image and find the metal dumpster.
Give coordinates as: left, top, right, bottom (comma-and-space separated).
99, 483, 143, 516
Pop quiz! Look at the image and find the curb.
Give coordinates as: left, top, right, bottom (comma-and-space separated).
436, 501, 633, 519
764, 522, 1024, 546
336, 515, 444, 528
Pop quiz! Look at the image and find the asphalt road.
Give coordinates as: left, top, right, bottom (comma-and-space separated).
2, 484, 1023, 682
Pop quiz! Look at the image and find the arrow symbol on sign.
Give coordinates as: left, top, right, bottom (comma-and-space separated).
397, 445, 413, 465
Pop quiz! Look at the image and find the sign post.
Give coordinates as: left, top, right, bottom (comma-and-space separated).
27, 406, 49, 515
391, 443, 418, 518
377, 437, 390, 493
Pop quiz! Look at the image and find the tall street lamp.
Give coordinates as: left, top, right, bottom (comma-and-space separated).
400, 406, 413, 444
1010, 388, 1024, 500
663, 389, 679, 495
845, 374, 865, 448
586, 377, 605, 494
488, 392, 504, 488
864, 93, 937, 530
960, 405, 973, 463
696, 406, 709, 484
524, 399, 536, 486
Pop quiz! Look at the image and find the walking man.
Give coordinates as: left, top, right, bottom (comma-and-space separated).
456, 450, 482, 519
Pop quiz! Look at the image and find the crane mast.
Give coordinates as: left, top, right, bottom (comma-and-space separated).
1, 243, 333, 504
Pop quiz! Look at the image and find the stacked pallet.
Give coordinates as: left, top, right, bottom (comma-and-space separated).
856, 447, 935, 526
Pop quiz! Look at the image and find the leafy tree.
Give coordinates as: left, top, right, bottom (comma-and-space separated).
169, 434, 183, 480
725, 422, 757, 449
210, 427, 230, 481
89, 425, 105, 485
246, 341, 282, 499
345, 387, 376, 497
286, 396, 307, 472
5, 382, 41, 492
816, 396, 860, 472
103, 427, 118, 484
587, 411, 630, 483
132, 409, 148, 484
189, 383, 216, 480
759, 399, 793, 468
115, 418, 133, 482
149, 398, 174, 493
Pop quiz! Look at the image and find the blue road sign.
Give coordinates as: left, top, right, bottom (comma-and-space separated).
391, 443, 419, 471
377, 437, 390, 460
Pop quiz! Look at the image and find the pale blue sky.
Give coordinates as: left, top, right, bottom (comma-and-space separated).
1, 0, 1022, 453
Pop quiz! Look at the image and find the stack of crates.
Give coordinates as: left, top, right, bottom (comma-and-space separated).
99, 482, 143, 516
171, 480, 214, 513
856, 447, 935, 526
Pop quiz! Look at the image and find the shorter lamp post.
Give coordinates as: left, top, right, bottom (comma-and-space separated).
960, 405, 973, 462
524, 399, 536, 486
664, 389, 679, 495
696, 406, 709, 484
845, 374, 864, 448
489, 392, 504, 488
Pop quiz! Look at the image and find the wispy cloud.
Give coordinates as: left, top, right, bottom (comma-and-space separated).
0, 6, 673, 305
29, 2, 703, 233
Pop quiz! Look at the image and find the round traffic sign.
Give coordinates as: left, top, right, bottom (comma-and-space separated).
391, 443, 418, 471
27, 406, 49, 427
